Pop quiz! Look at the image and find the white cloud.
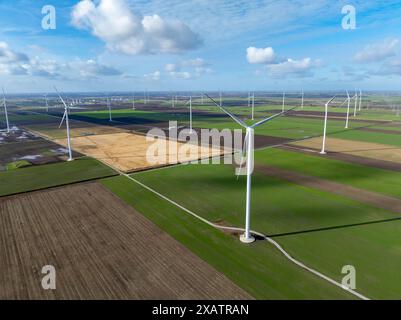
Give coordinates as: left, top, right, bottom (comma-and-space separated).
68, 59, 122, 78
246, 46, 275, 64
246, 45, 319, 78
181, 58, 206, 67
169, 71, 192, 79
0, 42, 28, 64
165, 63, 177, 72
164, 57, 212, 80
71, 0, 202, 55
354, 38, 399, 63
144, 70, 161, 81
0, 42, 122, 80
266, 58, 319, 78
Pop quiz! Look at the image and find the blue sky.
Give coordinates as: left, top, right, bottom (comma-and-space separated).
1, 0, 401, 93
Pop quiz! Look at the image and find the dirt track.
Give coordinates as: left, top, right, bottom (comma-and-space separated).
0, 182, 252, 299
255, 164, 401, 215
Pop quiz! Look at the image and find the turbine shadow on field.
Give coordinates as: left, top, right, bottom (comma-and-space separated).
268, 216, 401, 238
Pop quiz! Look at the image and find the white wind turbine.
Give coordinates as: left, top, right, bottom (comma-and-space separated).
320, 95, 337, 155
359, 89, 362, 111
251, 92, 255, 120
301, 89, 304, 109
282, 91, 286, 112
132, 93, 135, 110
1, 87, 10, 133
55, 87, 73, 162
206, 94, 297, 244
345, 90, 351, 129
184, 96, 194, 134
353, 89, 358, 117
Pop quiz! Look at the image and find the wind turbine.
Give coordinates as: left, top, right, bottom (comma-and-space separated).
219, 92, 222, 107
345, 90, 351, 129
282, 91, 286, 112
184, 96, 193, 134
353, 89, 358, 117
132, 93, 135, 110
251, 92, 255, 120
248, 92, 251, 108
359, 89, 362, 111
55, 87, 73, 162
1, 87, 10, 133
205, 94, 298, 244
301, 89, 304, 109
320, 95, 337, 155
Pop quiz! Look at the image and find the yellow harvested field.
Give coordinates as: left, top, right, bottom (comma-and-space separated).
56, 132, 226, 172
291, 137, 401, 163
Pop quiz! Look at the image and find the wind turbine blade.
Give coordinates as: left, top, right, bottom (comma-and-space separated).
326, 95, 336, 105
54, 86, 68, 110
339, 98, 348, 107
59, 110, 67, 128
251, 105, 298, 128
205, 94, 247, 128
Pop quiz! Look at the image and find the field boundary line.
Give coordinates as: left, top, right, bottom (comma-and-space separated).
122, 173, 369, 300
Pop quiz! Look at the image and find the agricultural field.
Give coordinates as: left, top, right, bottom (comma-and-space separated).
2, 92, 401, 301
0, 182, 250, 299
111, 146, 401, 299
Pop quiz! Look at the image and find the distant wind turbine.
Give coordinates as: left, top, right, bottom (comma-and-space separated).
55, 87, 73, 162
1, 87, 10, 133
320, 95, 337, 155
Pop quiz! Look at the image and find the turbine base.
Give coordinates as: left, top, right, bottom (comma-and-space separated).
240, 234, 256, 244
319, 151, 327, 155
67, 158, 74, 162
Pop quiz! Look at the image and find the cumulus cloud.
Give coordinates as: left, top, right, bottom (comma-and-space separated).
68, 59, 122, 78
164, 57, 212, 79
71, 0, 202, 55
169, 71, 192, 79
354, 38, 399, 63
246, 46, 275, 64
266, 58, 319, 78
246, 46, 319, 78
144, 70, 161, 81
0, 41, 122, 80
0, 42, 29, 64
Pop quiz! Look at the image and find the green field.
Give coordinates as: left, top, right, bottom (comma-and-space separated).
101, 175, 354, 299
0, 157, 116, 197
255, 148, 401, 199
72, 108, 374, 141
102, 151, 401, 299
